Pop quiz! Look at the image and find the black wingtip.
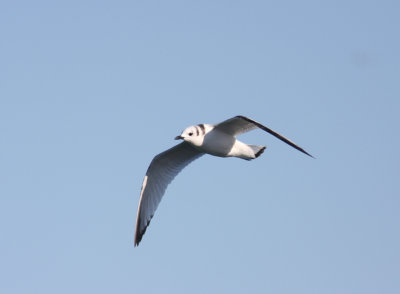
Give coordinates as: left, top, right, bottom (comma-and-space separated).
134, 216, 153, 247
134, 231, 143, 247
237, 115, 314, 159
134, 231, 142, 247
134, 226, 147, 247
134, 217, 145, 247
134, 233, 141, 246
299, 148, 315, 159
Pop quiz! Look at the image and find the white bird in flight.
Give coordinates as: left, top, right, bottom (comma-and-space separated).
134, 115, 313, 246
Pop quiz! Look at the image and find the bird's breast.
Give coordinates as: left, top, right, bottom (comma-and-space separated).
199, 130, 236, 157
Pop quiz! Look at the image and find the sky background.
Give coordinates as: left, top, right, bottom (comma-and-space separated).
1, 0, 399, 293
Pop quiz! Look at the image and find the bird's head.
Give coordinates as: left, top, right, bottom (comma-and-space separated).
175, 125, 203, 146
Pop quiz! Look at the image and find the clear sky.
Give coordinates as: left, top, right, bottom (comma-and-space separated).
1, 1, 399, 293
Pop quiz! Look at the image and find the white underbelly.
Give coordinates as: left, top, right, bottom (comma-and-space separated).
199, 130, 254, 159
200, 130, 236, 157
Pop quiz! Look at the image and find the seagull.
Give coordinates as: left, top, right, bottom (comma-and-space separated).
134, 115, 313, 246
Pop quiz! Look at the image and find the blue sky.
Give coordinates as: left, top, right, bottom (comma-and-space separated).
1, 0, 399, 293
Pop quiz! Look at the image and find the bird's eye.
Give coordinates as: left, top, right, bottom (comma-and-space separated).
189, 132, 193, 136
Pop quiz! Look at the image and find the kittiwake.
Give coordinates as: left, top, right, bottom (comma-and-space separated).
134, 115, 313, 246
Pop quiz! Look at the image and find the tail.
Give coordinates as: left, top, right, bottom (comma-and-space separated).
249, 145, 266, 159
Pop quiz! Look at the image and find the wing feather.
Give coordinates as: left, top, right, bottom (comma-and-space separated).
134, 142, 203, 246
215, 115, 313, 157
214, 116, 258, 136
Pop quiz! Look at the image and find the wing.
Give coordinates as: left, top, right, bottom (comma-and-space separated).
134, 142, 204, 246
215, 115, 313, 158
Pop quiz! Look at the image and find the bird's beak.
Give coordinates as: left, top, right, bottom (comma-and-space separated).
175, 135, 183, 140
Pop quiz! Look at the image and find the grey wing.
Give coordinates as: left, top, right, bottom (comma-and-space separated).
214, 116, 259, 136
215, 115, 313, 157
134, 142, 204, 246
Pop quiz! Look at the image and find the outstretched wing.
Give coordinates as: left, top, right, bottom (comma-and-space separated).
135, 142, 204, 246
215, 115, 313, 158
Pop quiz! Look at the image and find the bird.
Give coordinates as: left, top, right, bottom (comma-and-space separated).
134, 115, 313, 246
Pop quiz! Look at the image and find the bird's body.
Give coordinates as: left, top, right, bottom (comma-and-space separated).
187, 125, 256, 159
134, 115, 313, 246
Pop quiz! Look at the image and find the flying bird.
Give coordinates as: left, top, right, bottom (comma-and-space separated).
134, 115, 313, 246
